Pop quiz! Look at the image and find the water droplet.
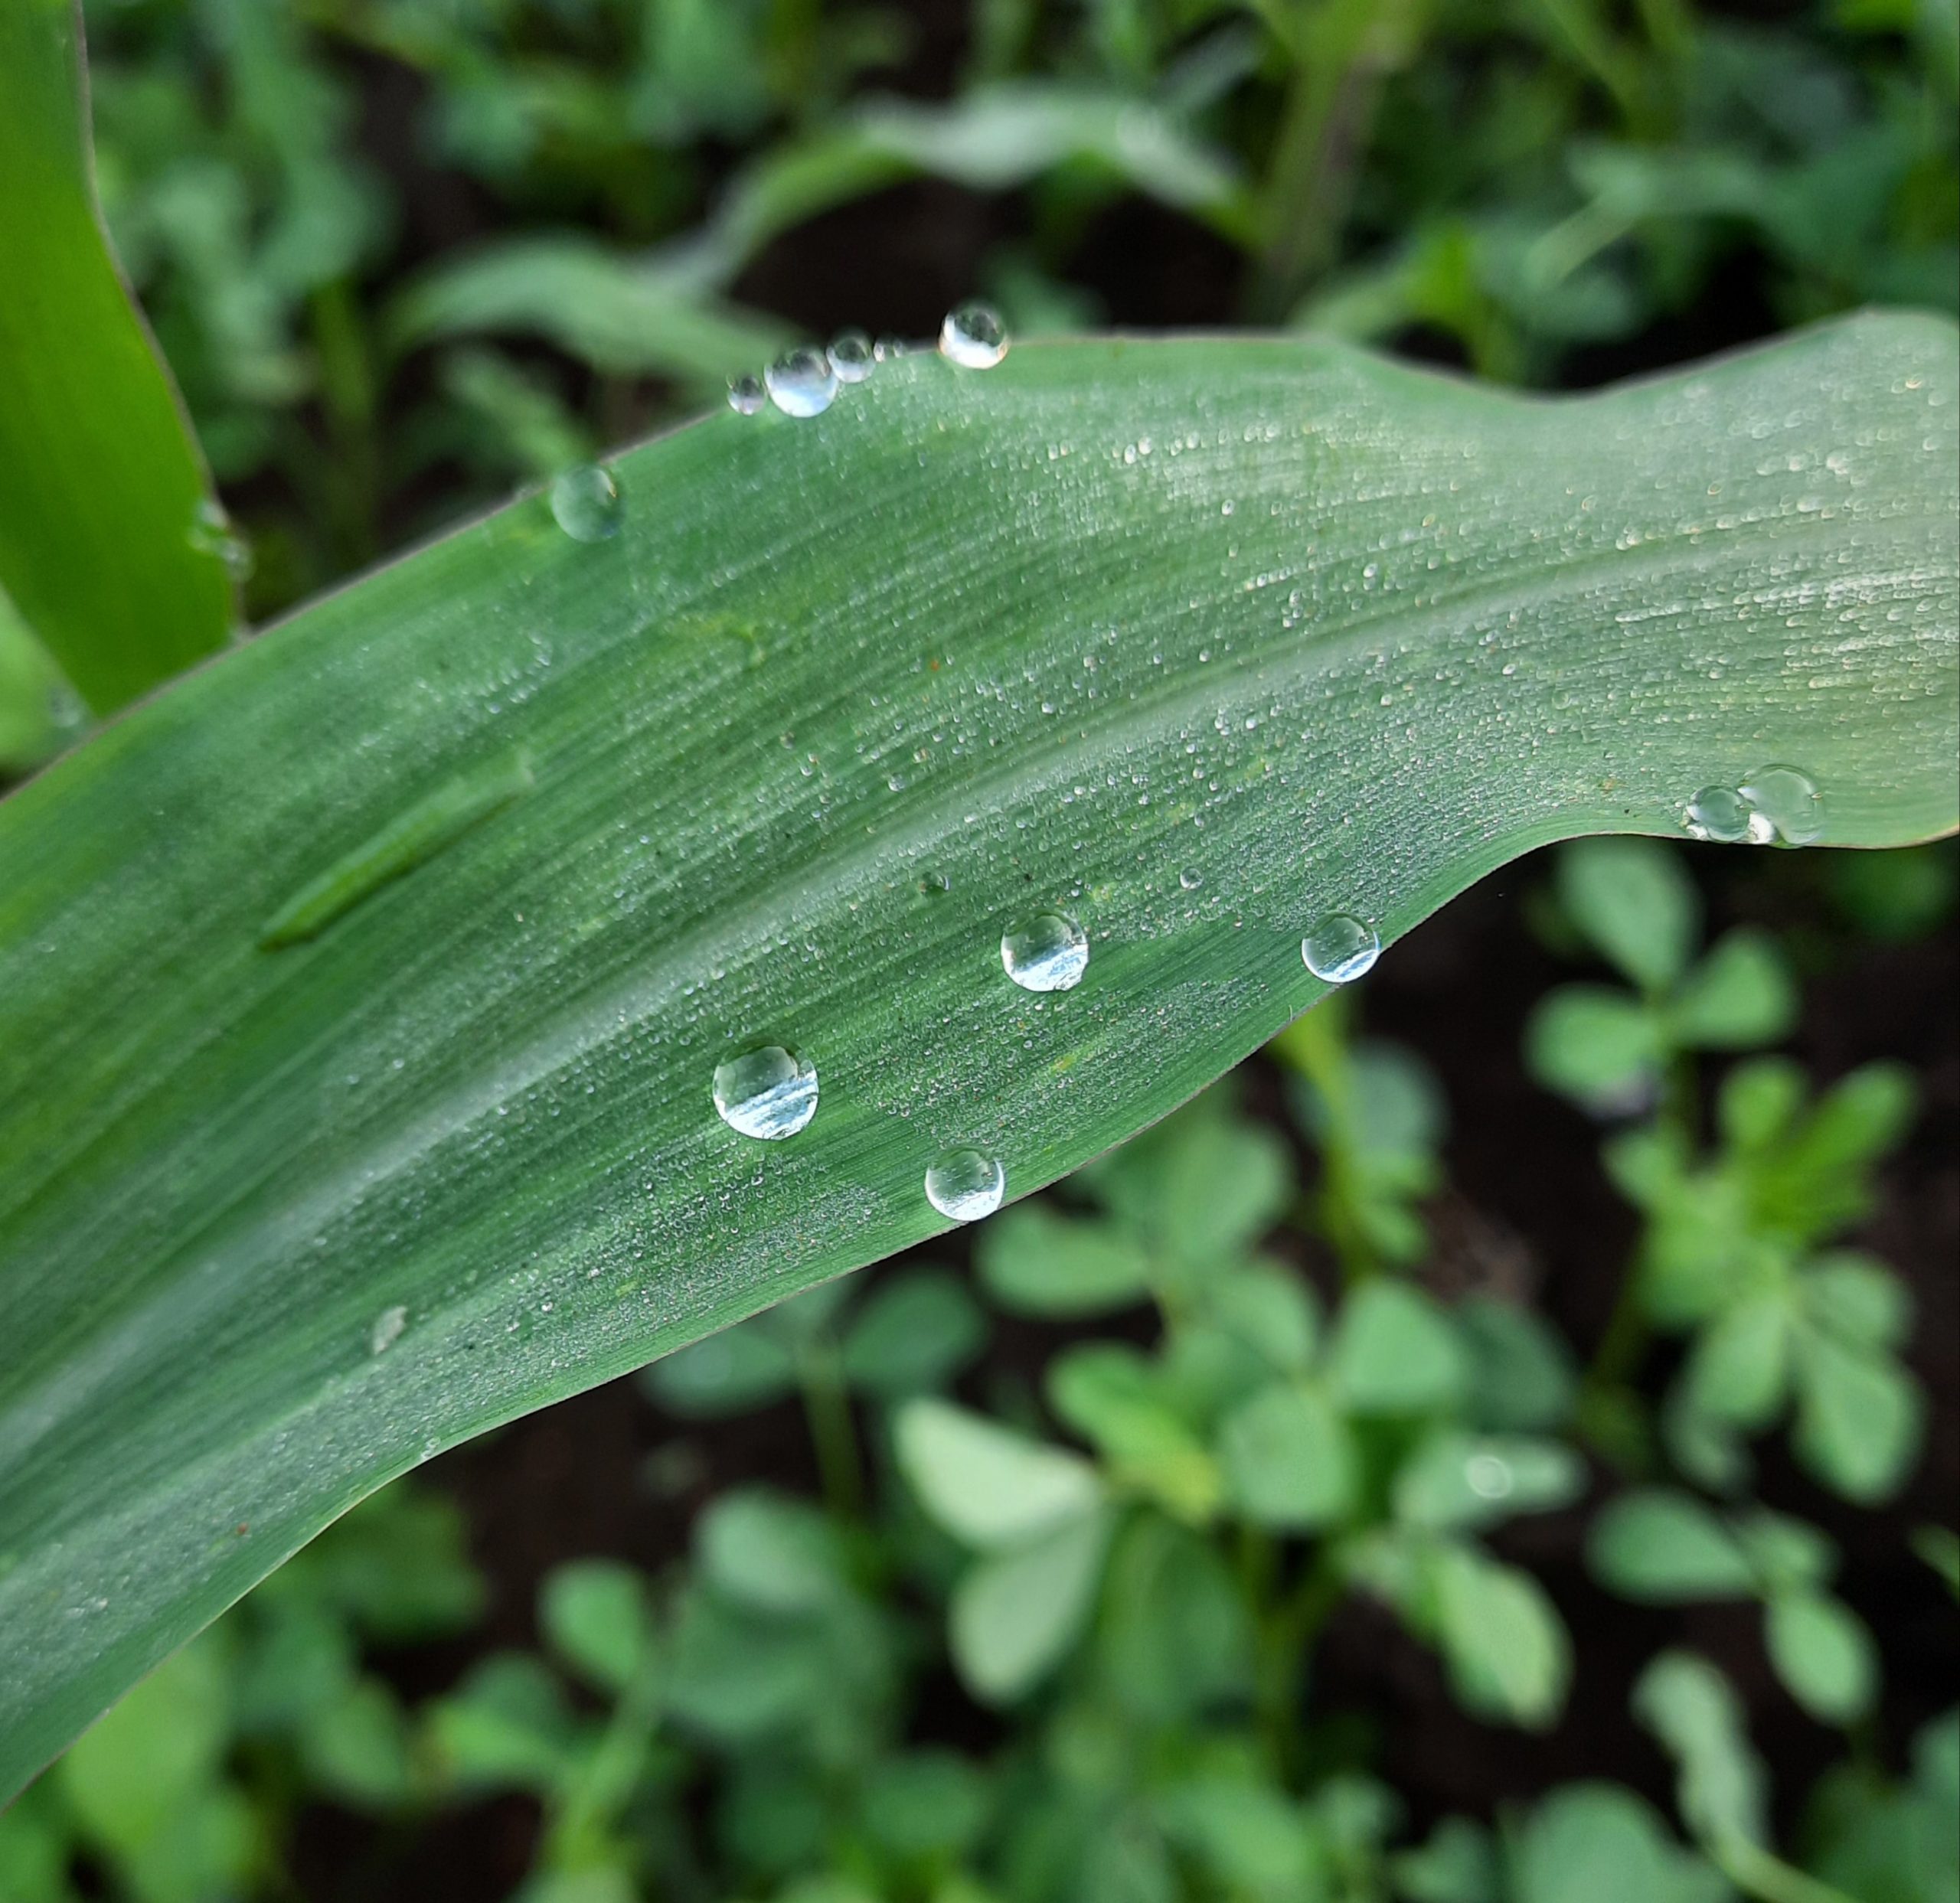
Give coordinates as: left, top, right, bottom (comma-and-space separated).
939, 302, 1008, 370
1302, 912, 1380, 984
1739, 765, 1824, 845
1684, 785, 1772, 844
765, 347, 839, 418
550, 465, 622, 542
920, 870, 952, 896
188, 498, 253, 579
727, 373, 766, 415
1001, 911, 1089, 992
1179, 868, 1204, 890
925, 1148, 1005, 1222
1465, 1453, 1514, 1500
713, 1045, 819, 1140
370, 1305, 407, 1356
828, 330, 874, 383
873, 336, 907, 362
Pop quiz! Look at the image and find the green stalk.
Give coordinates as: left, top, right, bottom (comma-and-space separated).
1715, 1838, 1857, 1903
799, 1343, 866, 1523
1249, 0, 1420, 320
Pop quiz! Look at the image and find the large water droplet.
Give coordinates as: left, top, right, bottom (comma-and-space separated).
727, 373, 766, 415
713, 1046, 819, 1140
370, 1305, 407, 1356
925, 1149, 1005, 1222
1302, 912, 1380, 984
1739, 765, 1824, 845
765, 347, 840, 418
550, 465, 622, 542
188, 498, 253, 579
939, 302, 1008, 370
828, 330, 874, 383
1179, 868, 1204, 890
1684, 785, 1772, 844
1001, 911, 1089, 992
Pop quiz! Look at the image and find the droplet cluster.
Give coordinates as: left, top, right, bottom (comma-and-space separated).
1684, 765, 1824, 845
715, 303, 1010, 420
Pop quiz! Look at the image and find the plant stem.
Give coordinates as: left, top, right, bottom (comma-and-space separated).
1717, 1838, 1858, 1903
1257, 1545, 1346, 1777
1248, 0, 1419, 320
799, 1346, 864, 1522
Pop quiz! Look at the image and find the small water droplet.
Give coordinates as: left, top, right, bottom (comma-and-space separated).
1739, 765, 1824, 845
713, 1045, 819, 1140
1684, 785, 1771, 844
1302, 912, 1380, 984
1001, 911, 1089, 992
1465, 1453, 1514, 1500
1179, 867, 1204, 890
920, 870, 952, 896
370, 1305, 407, 1356
925, 1148, 1005, 1222
765, 347, 839, 418
939, 302, 1008, 370
873, 335, 907, 362
727, 373, 766, 415
188, 498, 253, 579
550, 465, 622, 542
828, 330, 874, 383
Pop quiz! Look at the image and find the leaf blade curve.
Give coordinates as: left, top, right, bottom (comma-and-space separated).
0, 315, 1955, 1794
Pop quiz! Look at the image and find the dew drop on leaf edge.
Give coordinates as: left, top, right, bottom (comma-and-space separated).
1001, 911, 1089, 992
939, 302, 1008, 370
712, 1046, 819, 1140
765, 347, 840, 417
727, 373, 766, 415
1684, 784, 1772, 844
925, 1149, 1006, 1222
1302, 912, 1381, 984
1740, 765, 1824, 845
828, 330, 874, 383
550, 464, 622, 542
188, 498, 253, 579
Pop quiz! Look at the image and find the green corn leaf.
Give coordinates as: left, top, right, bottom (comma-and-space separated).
0, 0, 231, 713
0, 317, 1955, 1796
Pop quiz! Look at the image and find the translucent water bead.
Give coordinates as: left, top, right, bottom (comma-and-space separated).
828, 331, 874, 383
1740, 766, 1824, 846
939, 302, 1008, 370
1001, 912, 1088, 993
712, 1046, 819, 1140
550, 464, 622, 542
1302, 912, 1381, 984
925, 1149, 1005, 1222
764, 347, 839, 418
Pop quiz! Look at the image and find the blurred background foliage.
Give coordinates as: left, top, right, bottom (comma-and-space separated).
63, 0, 1960, 622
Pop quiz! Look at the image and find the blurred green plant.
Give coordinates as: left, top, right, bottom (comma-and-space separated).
37, 0, 1950, 648
1525, 836, 1926, 1499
